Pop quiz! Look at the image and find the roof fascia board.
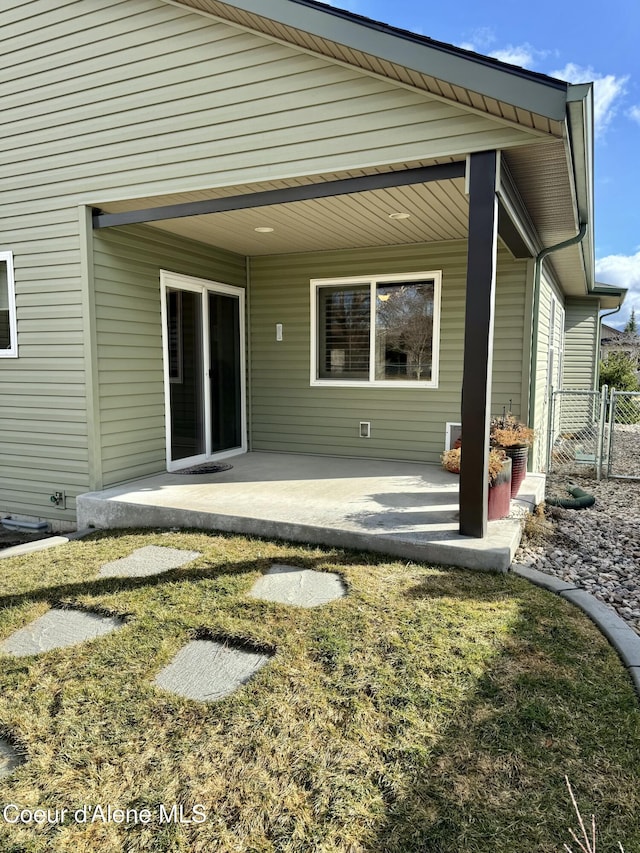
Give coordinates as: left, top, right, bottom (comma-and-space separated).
592, 284, 627, 309
201, 0, 569, 120
566, 84, 595, 292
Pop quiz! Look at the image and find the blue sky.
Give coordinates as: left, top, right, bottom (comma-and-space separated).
320, 0, 640, 328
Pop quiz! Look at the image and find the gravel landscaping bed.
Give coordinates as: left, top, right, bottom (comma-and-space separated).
513, 473, 640, 636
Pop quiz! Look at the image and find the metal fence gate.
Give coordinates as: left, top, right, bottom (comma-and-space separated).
548, 386, 640, 480
547, 388, 606, 477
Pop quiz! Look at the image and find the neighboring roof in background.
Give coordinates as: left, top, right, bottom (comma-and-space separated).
601, 323, 628, 341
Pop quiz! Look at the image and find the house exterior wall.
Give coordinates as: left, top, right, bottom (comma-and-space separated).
92, 225, 245, 488
531, 272, 568, 471
3, 0, 535, 206
249, 241, 529, 463
84, 234, 530, 485
563, 298, 600, 390
0, 234, 87, 523
0, 0, 541, 521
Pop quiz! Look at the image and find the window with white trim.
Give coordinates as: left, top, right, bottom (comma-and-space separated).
311, 271, 441, 387
0, 251, 17, 358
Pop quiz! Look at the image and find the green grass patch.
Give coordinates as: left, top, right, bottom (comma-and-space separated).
0, 530, 638, 852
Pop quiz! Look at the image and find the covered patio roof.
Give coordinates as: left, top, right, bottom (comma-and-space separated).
92, 144, 586, 297
87, 0, 598, 297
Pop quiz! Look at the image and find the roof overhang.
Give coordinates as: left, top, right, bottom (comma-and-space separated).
593, 282, 627, 310
192, 0, 569, 117
566, 83, 595, 291
165, 0, 569, 131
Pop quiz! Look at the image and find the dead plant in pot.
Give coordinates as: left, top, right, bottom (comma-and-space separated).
440, 447, 509, 484
490, 411, 535, 449
441, 446, 511, 520
490, 410, 535, 498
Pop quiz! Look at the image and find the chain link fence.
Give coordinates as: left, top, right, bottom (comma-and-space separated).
547, 389, 606, 477
607, 390, 640, 479
548, 387, 640, 480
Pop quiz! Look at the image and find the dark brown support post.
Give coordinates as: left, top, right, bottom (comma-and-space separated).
459, 150, 499, 538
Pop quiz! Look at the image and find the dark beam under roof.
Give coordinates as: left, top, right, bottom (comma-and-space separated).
92, 162, 466, 229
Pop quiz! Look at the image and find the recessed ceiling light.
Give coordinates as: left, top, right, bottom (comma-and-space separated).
254, 226, 274, 233
388, 212, 411, 220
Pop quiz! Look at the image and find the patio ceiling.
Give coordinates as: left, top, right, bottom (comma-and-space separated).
95, 157, 469, 255
94, 143, 588, 296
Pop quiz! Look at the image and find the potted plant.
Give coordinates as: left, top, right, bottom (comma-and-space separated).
441, 447, 461, 474
487, 448, 511, 520
441, 446, 512, 520
490, 410, 534, 498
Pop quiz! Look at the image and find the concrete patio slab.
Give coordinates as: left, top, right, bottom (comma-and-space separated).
0, 738, 22, 778
99, 545, 201, 578
249, 563, 346, 607
154, 639, 272, 702
0, 609, 124, 657
77, 452, 545, 571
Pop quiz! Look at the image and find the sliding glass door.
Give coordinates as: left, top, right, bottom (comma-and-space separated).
161, 272, 245, 470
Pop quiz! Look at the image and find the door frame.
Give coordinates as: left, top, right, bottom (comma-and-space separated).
160, 270, 247, 471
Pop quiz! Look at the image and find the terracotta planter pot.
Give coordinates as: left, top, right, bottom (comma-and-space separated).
487, 457, 512, 520
502, 445, 529, 498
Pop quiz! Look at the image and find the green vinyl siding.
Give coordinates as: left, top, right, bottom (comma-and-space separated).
1, 0, 535, 208
0, 213, 85, 524
563, 298, 599, 389
249, 241, 528, 463
531, 273, 567, 471
92, 225, 245, 488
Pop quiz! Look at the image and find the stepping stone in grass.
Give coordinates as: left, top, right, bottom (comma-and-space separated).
154, 640, 272, 702
0, 609, 124, 657
99, 545, 201, 578
248, 564, 346, 608
0, 738, 22, 778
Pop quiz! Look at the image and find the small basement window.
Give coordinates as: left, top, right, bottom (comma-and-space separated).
311, 271, 441, 387
0, 251, 17, 358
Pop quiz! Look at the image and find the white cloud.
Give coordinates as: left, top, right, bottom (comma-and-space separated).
455, 33, 544, 71
551, 63, 628, 135
451, 44, 629, 135
463, 27, 496, 50
489, 45, 536, 68
596, 251, 640, 327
